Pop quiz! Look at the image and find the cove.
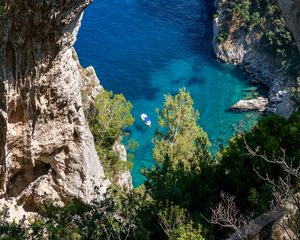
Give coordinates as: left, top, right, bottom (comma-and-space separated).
75, 0, 260, 186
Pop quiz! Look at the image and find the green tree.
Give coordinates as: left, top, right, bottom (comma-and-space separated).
89, 90, 134, 179
215, 113, 300, 215
27, 187, 150, 240
90, 90, 134, 147
147, 89, 213, 210
144, 89, 214, 238
158, 204, 205, 240
153, 88, 210, 169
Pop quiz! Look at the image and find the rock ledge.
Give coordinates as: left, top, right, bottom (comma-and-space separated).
231, 97, 268, 112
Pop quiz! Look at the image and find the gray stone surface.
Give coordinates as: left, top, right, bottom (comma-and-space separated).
113, 142, 133, 190
231, 97, 268, 112
0, 1, 110, 220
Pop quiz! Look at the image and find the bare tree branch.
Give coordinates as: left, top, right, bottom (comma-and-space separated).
209, 192, 254, 239
244, 138, 300, 239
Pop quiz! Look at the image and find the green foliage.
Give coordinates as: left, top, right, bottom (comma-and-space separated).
7, 187, 149, 240
91, 90, 134, 147
89, 90, 134, 180
217, 29, 229, 43
126, 139, 139, 162
263, 17, 295, 62
153, 88, 210, 169
158, 204, 204, 240
215, 112, 300, 215
227, 0, 251, 23
0, 207, 26, 240
144, 89, 214, 238
292, 73, 300, 102
148, 89, 213, 211
223, 0, 300, 71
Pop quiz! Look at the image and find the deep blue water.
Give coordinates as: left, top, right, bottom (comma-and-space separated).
75, 0, 260, 186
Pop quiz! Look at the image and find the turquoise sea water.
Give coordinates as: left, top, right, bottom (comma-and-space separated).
75, 0, 261, 186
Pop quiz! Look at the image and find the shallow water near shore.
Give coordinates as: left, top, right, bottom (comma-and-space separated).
75, 0, 261, 186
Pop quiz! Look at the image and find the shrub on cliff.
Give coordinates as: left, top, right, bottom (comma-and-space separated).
215, 112, 300, 216
221, 0, 300, 71
89, 90, 134, 180
0, 206, 26, 240
0, 187, 149, 240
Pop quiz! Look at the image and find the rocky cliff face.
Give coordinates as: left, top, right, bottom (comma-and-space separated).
277, 0, 300, 53
0, 0, 110, 218
213, 0, 300, 117
78, 59, 133, 190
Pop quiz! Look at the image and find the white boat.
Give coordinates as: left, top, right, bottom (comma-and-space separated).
141, 113, 151, 127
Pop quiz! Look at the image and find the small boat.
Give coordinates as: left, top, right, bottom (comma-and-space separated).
141, 113, 151, 127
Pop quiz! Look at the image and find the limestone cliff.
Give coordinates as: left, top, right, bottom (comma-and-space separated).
0, 0, 111, 217
213, 0, 300, 117
77, 57, 133, 190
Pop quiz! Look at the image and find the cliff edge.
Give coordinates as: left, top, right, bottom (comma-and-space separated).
213, 0, 300, 117
0, 0, 110, 218
277, 0, 300, 53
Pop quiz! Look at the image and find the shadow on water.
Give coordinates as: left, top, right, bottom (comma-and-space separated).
123, 79, 160, 101
187, 76, 206, 86
134, 122, 147, 133
208, 57, 270, 97
137, 0, 215, 54
170, 90, 179, 96
171, 77, 186, 85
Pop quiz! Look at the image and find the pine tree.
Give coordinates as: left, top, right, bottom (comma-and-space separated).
153, 88, 210, 171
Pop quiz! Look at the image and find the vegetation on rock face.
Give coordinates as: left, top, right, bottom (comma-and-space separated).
0, 187, 149, 240
218, 0, 300, 73
0, 207, 25, 240
89, 90, 134, 180
0, 3, 7, 16
217, 28, 229, 43
1, 89, 300, 239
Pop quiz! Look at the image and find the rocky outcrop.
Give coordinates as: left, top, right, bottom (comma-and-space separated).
277, 0, 300, 53
213, 0, 299, 117
112, 143, 133, 190
78, 61, 133, 190
0, 0, 110, 219
77, 55, 133, 190
231, 97, 268, 112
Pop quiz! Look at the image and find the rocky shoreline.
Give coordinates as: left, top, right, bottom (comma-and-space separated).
213, 0, 299, 117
